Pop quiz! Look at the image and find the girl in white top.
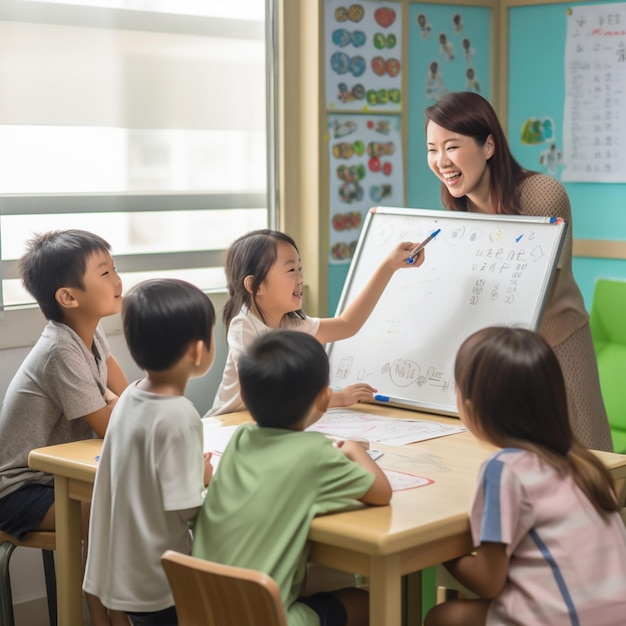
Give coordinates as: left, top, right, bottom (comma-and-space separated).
208, 229, 425, 416
425, 327, 626, 626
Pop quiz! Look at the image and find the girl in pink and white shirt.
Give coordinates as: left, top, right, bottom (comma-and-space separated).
426, 326, 626, 626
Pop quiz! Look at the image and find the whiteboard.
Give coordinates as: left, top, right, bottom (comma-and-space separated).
327, 207, 567, 415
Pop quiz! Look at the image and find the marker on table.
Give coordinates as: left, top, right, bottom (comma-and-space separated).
407, 228, 441, 264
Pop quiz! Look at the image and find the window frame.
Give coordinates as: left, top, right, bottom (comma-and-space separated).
0, 0, 278, 346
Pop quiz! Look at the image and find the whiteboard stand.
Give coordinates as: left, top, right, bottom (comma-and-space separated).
328, 207, 567, 416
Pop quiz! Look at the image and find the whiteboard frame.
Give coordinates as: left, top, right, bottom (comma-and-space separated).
328, 206, 567, 416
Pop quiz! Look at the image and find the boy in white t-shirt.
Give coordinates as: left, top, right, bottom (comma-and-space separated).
84, 279, 216, 626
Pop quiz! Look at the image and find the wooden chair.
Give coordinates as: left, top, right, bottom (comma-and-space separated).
161, 550, 287, 626
0, 530, 57, 626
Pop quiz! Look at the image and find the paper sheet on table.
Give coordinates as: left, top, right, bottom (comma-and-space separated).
383, 470, 433, 492
202, 417, 240, 471
306, 408, 465, 446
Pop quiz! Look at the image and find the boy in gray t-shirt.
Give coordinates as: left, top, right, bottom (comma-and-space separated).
0, 229, 129, 626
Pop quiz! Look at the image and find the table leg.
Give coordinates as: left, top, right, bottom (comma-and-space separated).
369, 554, 402, 626
54, 476, 84, 625
403, 570, 422, 625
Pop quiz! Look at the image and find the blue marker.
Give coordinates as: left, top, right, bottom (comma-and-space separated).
407, 228, 441, 264
374, 394, 390, 402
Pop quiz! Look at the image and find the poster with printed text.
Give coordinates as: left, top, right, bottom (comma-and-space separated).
328, 113, 404, 264
325, 0, 402, 112
563, 3, 626, 182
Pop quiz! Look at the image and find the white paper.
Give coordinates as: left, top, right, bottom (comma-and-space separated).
202, 417, 240, 471
306, 408, 465, 446
563, 3, 626, 182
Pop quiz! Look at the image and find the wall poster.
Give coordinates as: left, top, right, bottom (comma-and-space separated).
327, 113, 404, 264
325, 0, 402, 112
563, 2, 626, 182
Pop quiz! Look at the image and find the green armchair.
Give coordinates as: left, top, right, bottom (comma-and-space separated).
589, 278, 626, 453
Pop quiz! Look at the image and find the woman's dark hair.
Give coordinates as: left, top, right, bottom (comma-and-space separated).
222, 229, 305, 331
123, 278, 215, 371
425, 92, 533, 214
239, 330, 329, 428
455, 326, 619, 517
18, 229, 111, 322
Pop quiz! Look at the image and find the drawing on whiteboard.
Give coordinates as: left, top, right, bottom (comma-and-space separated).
372, 221, 394, 247
445, 225, 466, 245
382, 358, 420, 387
530, 245, 544, 262
378, 358, 453, 394
335, 356, 353, 379
425, 366, 452, 392
468, 228, 482, 242
489, 228, 504, 242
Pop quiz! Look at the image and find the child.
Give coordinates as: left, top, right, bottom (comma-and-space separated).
425, 327, 626, 626
193, 330, 391, 626
207, 228, 424, 416
0, 229, 128, 626
83, 278, 216, 626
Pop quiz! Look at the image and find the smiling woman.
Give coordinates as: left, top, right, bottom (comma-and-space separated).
426, 122, 494, 210
423, 91, 613, 453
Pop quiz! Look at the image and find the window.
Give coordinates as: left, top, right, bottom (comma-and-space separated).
0, 0, 270, 309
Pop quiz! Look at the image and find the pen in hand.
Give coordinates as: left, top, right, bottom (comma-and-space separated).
407, 228, 441, 264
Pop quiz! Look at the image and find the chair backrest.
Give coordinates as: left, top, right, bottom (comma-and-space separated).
161, 550, 288, 626
589, 278, 626, 453
590, 278, 626, 349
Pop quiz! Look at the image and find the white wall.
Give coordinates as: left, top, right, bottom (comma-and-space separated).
1, 292, 228, 621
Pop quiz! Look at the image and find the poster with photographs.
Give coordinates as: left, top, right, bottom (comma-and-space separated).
409, 3, 491, 105
328, 113, 404, 264
325, 0, 402, 112
407, 3, 492, 207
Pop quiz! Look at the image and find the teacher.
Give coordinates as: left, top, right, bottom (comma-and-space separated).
424, 91, 612, 452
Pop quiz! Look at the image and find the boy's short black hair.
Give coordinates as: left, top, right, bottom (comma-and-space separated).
122, 278, 215, 372
239, 330, 329, 428
18, 229, 112, 322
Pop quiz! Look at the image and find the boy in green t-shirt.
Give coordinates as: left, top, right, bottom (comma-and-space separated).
192, 330, 391, 626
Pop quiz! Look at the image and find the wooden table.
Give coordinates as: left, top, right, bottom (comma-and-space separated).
29, 404, 626, 626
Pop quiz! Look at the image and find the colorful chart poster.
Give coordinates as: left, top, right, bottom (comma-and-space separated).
325, 0, 402, 112
327, 113, 404, 264
563, 3, 626, 183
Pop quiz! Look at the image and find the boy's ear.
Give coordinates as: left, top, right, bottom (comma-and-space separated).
315, 386, 332, 414
55, 287, 79, 310
188, 339, 204, 366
